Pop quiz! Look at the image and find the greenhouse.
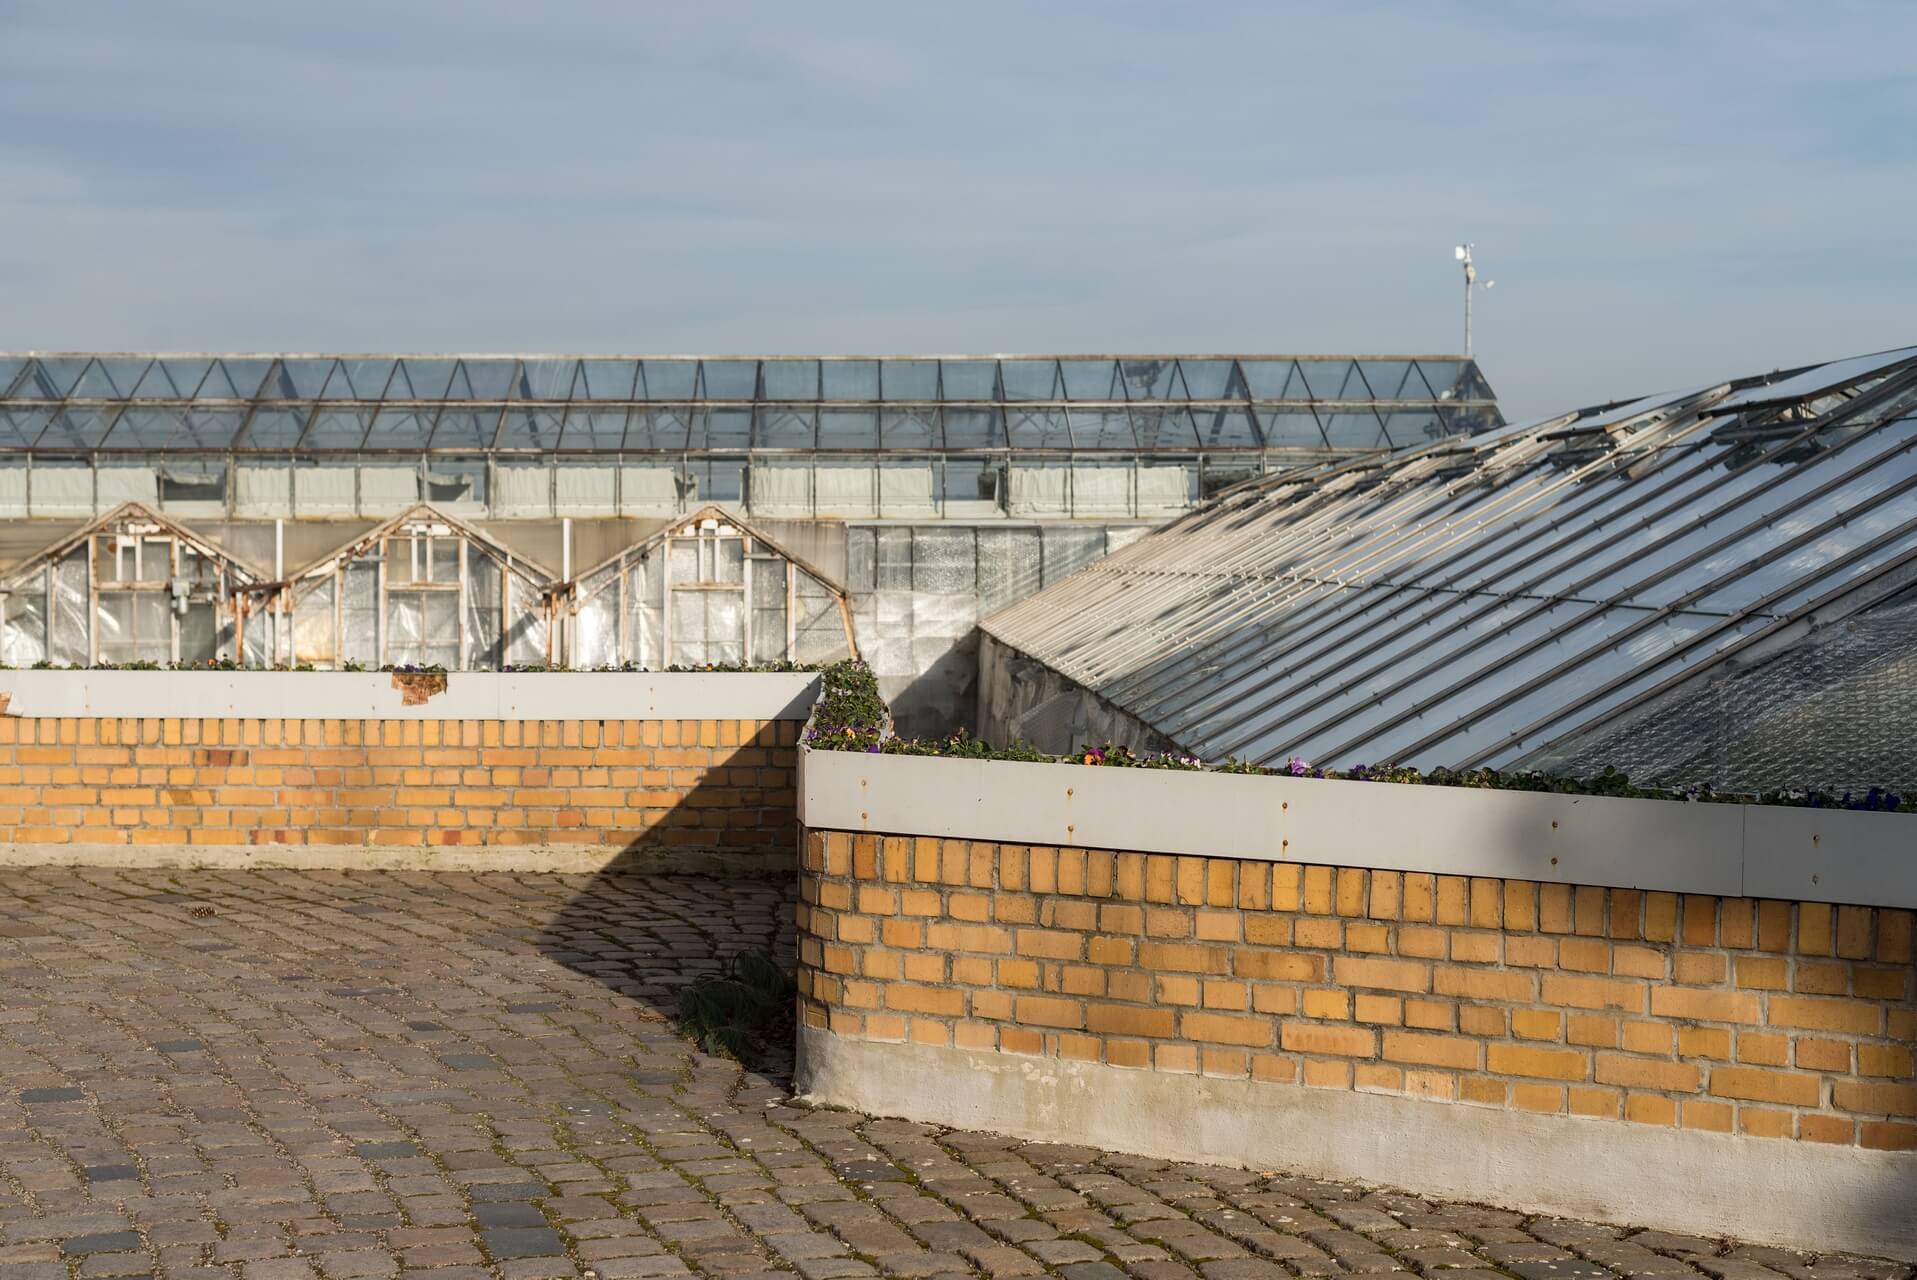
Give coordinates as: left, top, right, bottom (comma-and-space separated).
981, 344, 1917, 793
564, 508, 856, 670
0, 504, 265, 667
0, 353, 1499, 521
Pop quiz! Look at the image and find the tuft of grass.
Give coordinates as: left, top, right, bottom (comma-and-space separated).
675, 949, 794, 1060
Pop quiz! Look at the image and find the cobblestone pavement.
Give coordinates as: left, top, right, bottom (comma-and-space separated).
0, 869, 1906, 1280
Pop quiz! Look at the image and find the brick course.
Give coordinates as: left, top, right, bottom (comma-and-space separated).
798, 830, 1917, 1151
0, 715, 797, 852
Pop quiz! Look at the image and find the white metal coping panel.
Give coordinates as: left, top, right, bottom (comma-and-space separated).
801, 748, 1917, 909
0, 670, 821, 721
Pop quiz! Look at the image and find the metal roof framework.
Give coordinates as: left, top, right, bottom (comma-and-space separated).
981, 344, 1917, 772
0, 353, 1499, 456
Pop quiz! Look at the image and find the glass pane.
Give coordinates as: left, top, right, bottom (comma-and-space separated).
1131, 407, 1200, 450
0, 408, 48, 447
1006, 408, 1071, 447
627, 408, 691, 450
818, 359, 878, 401
431, 538, 460, 583
1358, 360, 1413, 400
880, 408, 938, 449
204, 358, 274, 400
1120, 359, 1181, 400
132, 358, 212, 399
1000, 359, 1060, 401
38, 407, 122, 449
1058, 359, 1120, 401
263, 358, 337, 400
447, 358, 517, 400
575, 359, 639, 400
699, 360, 758, 399
386, 358, 457, 401
760, 360, 818, 400
559, 408, 628, 450
242, 406, 313, 449
326, 358, 396, 400
1241, 360, 1308, 400
638, 359, 697, 399
1257, 410, 1329, 449
428, 408, 501, 449
1323, 411, 1389, 448
817, 409, 878, 449
939, 360, 998, 400
1192, 405, 1260, 449
688, 408, 752, 450
71, 357, 151, 399
1291, 358, 1353, 400
497, 406, 563, 449
512, 358, 578, 400
19, 357, 91, 399
880, 360, 939, 400
1069, 409, 1134, 449
716, 537, 745, 584
301, 409, 373, 450
942, 407, 1004, 448
753, 407, 815, 449
367, 407, 438, 450
0, 356, 30, 398
750, 557, 788, 663
1178, 359, 1236, 399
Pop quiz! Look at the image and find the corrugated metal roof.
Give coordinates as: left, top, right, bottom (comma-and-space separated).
982, 345, 1917, 772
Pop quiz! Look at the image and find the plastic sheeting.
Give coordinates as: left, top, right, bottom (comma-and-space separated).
387, 590, 458, 668
751, 557, 788, 663
1069, 465, 1133, 515
465, 546, 502, 668
1007, 465, 1069, 515
554, 463, 617, 515
235, 464, 291, 516
293, 578, 336, 667
619, 466, 680, 512
506, 574, 548, 667
358, 465, 420, 514
293, 462, 357, 514
494, 463, 553, 517
342, 558, 379, 669
2, 576, 47, 666
572, 564, 618, 670
51, 546, 89, 666
814, 462, 876, 517
97, 464, 159, 508
749, 464, 811, 515
31, 462, 93, 516
630, 553, 665, 667
671, 589, 743, 666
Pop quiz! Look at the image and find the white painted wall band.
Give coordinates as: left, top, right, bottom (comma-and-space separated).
0, 670, 820, 721
800, 747, 1917, 909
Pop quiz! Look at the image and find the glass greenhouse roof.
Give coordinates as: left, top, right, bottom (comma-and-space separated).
0, 354, 1498, 455
981, 344, 1917, 776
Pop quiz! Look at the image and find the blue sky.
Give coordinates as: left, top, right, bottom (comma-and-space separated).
0, 1, 1912, 422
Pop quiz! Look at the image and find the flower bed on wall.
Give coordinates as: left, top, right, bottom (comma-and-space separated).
803, 660, 1915, 814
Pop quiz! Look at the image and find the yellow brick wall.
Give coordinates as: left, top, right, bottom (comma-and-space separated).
0, 716, 798, 851
798, 830, 1917, 1151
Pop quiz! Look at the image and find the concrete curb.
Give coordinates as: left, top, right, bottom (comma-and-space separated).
796, 1025, 1917, 1260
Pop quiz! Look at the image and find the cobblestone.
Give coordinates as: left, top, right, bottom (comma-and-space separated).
0, 869, 1905, 1280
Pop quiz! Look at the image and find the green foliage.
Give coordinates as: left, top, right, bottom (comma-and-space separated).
674, 949, 795, 1060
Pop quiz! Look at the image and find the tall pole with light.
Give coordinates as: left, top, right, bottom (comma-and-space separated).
1454, 243, 1494, 358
